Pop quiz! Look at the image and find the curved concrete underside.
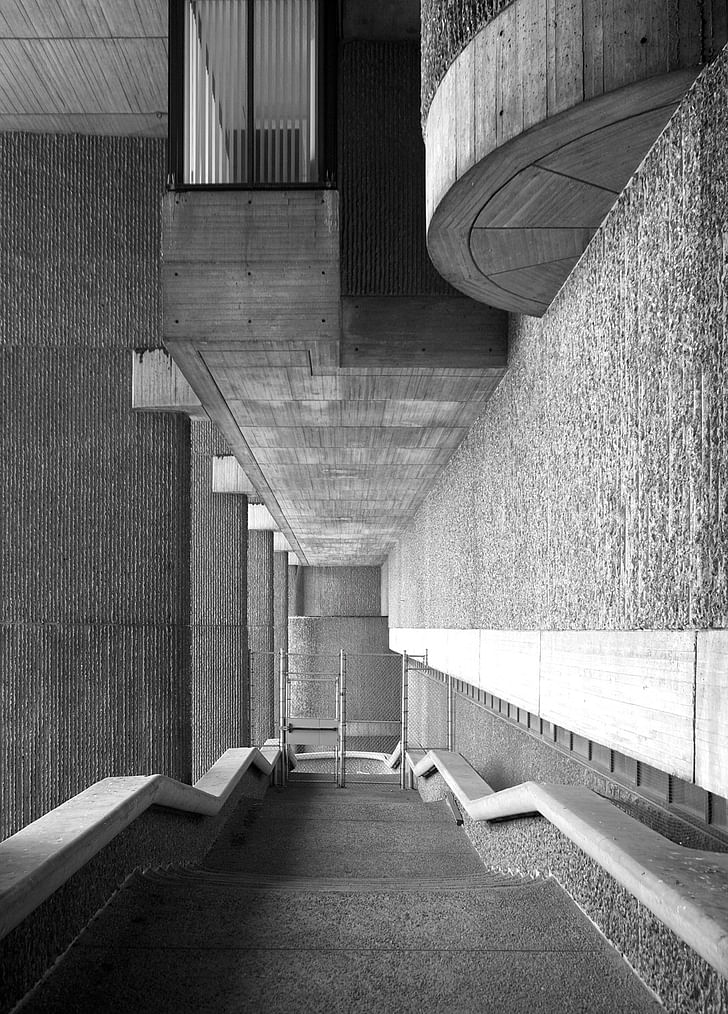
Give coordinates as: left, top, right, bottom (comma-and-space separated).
425, 0, 724, 316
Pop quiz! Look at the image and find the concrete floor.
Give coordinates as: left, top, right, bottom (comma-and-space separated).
18, 783, 662, 1013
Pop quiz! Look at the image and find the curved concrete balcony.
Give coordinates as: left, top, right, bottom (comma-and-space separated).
424, 0, 726, 316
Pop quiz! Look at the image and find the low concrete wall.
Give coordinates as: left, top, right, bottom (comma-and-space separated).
0, 767, 268, 1014
391, 627, 728, 798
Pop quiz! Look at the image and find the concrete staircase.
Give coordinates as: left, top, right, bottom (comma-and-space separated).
17, 783, 661, 1013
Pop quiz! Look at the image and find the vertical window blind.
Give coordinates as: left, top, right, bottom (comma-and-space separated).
184, 0, 319, 185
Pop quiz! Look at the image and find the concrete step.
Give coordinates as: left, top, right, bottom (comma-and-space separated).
16, 780, 663, 1014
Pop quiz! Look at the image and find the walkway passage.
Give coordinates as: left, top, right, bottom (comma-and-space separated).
18, 783, 660, 1013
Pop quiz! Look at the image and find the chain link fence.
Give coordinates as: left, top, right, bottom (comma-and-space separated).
346, 653, 401, 755
406, 657, 451, 751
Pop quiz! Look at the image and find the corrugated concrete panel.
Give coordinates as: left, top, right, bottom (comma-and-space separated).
389, 45, 728, 632
190, 420, 248, 781
302, 566, 381, 617
273, 552, 289, 660
247, 531, 274, 653
0, 134, 191, 840
340, 41, 452, 295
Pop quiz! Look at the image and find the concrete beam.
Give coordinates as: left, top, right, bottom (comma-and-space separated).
131, 348, 205, 416
248, 503, 278, 531
211, 455, 256, 495
273, 531, 292, 552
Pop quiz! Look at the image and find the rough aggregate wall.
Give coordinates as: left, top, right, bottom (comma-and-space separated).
190, 421, 248, 781
339, 41, 453, 295
302, 566, 381, 616
417, 764, 728, 1014
390, 47, 728, 631
273, 552, 288, 659
0, 134, 192, 839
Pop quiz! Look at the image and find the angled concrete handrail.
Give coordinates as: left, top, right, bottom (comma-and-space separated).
0, 746, 279, 943
411, 749, 728, 979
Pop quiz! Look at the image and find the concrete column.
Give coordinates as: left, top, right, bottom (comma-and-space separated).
273, 552, 289, 730
274, 551, 289, 659
289, 563, 305, 616
190, 421, 249, 779
247, 529, 274, 743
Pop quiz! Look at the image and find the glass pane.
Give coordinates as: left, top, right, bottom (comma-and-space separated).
185, 0, 249, 184
253, 0, 318, 184
183, 0, 319, 185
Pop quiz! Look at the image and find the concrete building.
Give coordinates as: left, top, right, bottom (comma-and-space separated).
1, 0, 728, 1009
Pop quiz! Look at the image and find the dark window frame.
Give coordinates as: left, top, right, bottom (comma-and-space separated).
167, 0, 338, 189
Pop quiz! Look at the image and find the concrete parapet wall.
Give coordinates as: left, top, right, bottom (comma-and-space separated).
392, 628, 728, 797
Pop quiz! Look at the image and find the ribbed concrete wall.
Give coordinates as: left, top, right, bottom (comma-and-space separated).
0, 134, 191, 839
340, 41, 452, 295
273, 552, 288, 659
247, 531, 274, 744
247, 531, 273, 652
389, 46, 728, 631
190, 421, 248, 780
302, 566, 381, 617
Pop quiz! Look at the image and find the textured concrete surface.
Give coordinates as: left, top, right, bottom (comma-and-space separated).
16, 782, 661, 1014
390, 43, 728, 631
300, 566, 382, 617
0, 769, 267, 1014
0, 134, 192, 840
340, 41, 451, 296
287, 617, 398, 751
421, 0, 513, 122
418, 766, 728, 1014
190, 420, 248, 780
248, 530, 274, 743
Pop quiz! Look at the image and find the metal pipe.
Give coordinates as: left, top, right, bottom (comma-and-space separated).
339, 649, 346, 788
400, 651, 408, 790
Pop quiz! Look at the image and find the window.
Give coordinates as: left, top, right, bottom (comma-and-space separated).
169, 0, 335, 186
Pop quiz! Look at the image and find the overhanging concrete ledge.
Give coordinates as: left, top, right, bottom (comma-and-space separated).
411, 749, 728, 978
0, 746, 280, 942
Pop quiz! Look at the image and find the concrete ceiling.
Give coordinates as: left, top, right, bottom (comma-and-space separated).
1, 0, 503, 567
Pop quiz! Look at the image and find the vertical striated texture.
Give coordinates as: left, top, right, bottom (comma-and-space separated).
273, 552, 288, 660
420, 0, 515, 123
247, 531, 274, 651
247, 531, 274, 743
339, 41, 452, 295
390, 45, 728, 631
190, 421, 248, 781
302, 566, 381, 617
0, 134, 191, 840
